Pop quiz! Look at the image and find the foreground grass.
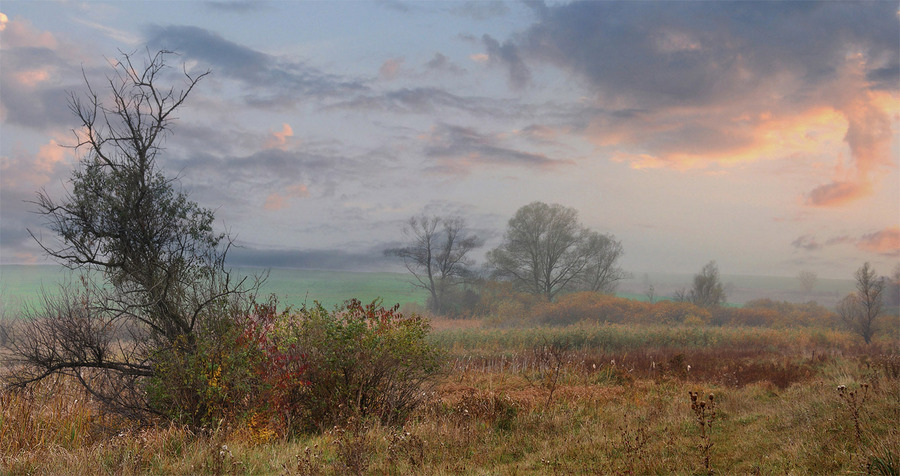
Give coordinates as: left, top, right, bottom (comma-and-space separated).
2, 323, 898, 475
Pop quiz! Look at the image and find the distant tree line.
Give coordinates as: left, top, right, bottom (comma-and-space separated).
386, 201, 630, 316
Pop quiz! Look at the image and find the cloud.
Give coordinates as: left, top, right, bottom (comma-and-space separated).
792, 229, 900, 257
327, 86, 518, 117
1, 136, 75, 189
505, 1, 899, 204
379, 57, 404, 80
450, 1, 509, 21
425, 52, 465, 75
481, 34, 530, 90
204, 1, 268, 13
263, 184, 309, 211
0, 17, 87, 129
0, 15, 58, 49
594, 105, 850, 170
517, 124, 561, 144
807, 90, 897, 207
805, 180, 872, 207
422, 123, 572, 174
226, 245, 395, 271
163, 141, 392, 217
74, 18, 140, 45
264, 123, 295, 150
791, 235, 821, 251
145, 25, 367, 106
0, 134, 78, 265
857, 227, 900, 256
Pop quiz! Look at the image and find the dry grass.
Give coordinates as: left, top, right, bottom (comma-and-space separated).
2, 324, 898, 475
428, 316, 484, 333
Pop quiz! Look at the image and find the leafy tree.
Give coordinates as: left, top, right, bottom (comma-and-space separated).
386, 215, 481, 314
487, 202, 625, 301
682, 261, 726, 308
798, 270, 818, 294
5, 50, 255, 419
578, 230, 629, 294
839, 262, 885, 344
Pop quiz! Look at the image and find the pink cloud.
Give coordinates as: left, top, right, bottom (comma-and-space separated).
0, 15, 58, 49
594, 104, 851, 174
806, 90, 896, 207
264, 123, 294, 150
263, 193, 286, 211
1, 137, 74, 189
13, 69, 50, 87
857, 227, 900, 256
263, 183, 309, 211
35, 139, 68, 173
379, 58, 404, 80
805, 180, 873, 207
792, 229, 900, 257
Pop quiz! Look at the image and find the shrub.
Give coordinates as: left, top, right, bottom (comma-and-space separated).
146, 304, 265, 429
147, 298, 311, 433
147, 298, 442, 435
644, 300, 712, 325
476, 281, 541, 327
531, 292, 649, 326
290, 299, 442, 431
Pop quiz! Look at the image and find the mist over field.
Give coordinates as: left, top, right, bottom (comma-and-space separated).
0, 264, 857, 318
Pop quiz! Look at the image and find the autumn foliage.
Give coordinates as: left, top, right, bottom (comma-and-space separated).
477, 288, 841, 329
147, 298, 441, 437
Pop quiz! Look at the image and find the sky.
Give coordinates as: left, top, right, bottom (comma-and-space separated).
1, 1, 898, 280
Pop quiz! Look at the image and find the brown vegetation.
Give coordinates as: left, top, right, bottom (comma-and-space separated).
2, 314, 897, 475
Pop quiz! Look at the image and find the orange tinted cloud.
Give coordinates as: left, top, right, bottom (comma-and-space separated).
264, 123, 294, 150
263, 193, 286, 211
1, 138, 73, 188
807, 90, 896, 207
805, 180, 873, 207
35, 139, 67, 172
603, 106, 848, 170
857, 227, 900, 256
0, 15, 58, 49
13, 69, 49, 87
263, 183, 309, 211
379, 58, 404, 80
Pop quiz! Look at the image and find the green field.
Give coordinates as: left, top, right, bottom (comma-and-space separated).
1, 265, 857, 319
0, 265, 427, 317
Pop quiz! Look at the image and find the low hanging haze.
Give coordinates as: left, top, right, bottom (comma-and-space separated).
1, 1, 898, 279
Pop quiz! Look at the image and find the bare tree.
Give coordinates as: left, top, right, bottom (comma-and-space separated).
487, 202, 625, 301
798, 270, 818, 294
5, 50, 255, 419
642, 273, 656, 303
688, 261, 726, 308
839, 262, 885, 344
386, 215, 481, 314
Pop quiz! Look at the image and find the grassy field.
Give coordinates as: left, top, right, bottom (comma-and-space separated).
2, 318, 897, 475
1, 267, 893, 474
0, 265, 427, 316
